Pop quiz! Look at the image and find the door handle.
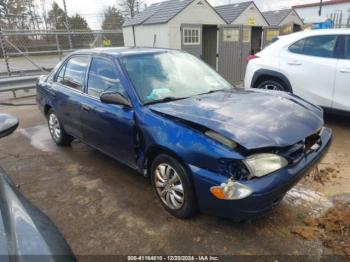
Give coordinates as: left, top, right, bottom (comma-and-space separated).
287, 61, 302, 66
81, 104, 91, 112
340, 68, 350, 73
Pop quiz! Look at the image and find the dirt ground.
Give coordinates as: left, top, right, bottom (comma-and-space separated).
0, 96, 349, 259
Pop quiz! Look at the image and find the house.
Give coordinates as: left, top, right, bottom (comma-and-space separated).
293, 0, 350, 28
122, 0, 226, 69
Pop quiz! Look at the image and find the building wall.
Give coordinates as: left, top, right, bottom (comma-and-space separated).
280, 10, 304, 26
295, 2, 350, 26
134, 24, 169, 47
122, 26, 134, 46
232, 3, 268, 26
168, 0, 226, 49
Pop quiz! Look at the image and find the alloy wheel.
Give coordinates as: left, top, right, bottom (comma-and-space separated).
48, 113, 61, 142
154, 163, 185, 210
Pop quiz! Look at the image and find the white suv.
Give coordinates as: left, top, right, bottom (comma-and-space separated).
244, 29, 350, 114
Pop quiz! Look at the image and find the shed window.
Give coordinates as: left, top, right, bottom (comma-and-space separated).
183, 28, 200, 45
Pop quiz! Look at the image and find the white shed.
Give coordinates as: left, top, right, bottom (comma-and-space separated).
123, 0, 226, 69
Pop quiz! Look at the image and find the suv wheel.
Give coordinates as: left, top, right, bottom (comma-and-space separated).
256, 79, 288, 92
151, 154, 197, 219
47, 109, 73, 146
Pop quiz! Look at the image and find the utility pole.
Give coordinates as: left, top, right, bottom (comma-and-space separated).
319, 0, 323, 16
62, 0, 73, 49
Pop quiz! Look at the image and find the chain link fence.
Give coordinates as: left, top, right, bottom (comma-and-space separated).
0, 30, 124, 78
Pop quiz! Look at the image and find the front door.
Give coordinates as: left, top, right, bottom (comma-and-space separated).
218, 25, 242, 84
333, 35, 350, 112
80, 56, 136, 167
181, 24, 202, 58
279, 34, 338, 108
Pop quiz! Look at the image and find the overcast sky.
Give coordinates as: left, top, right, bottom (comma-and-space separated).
38, 0, 318, 29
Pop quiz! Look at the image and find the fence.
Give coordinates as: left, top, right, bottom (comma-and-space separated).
0, 30, 124, 78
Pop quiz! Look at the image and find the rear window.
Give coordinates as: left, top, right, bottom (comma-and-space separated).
289, 35, 338, 58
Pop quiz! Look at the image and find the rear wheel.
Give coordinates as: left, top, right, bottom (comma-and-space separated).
256, 78, 288, 92
151, 154, 197, 219
47, 109, 73, 146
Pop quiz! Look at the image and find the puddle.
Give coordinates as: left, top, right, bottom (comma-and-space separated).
18, 125, 92, 153
284, 185, 333, 216
18, 125, 57, 152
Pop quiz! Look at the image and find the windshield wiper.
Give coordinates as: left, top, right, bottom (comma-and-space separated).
144, 96, 187, 105
198, 89, 225, 96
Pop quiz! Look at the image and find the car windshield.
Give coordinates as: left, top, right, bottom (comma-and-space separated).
120, 51, 232, 104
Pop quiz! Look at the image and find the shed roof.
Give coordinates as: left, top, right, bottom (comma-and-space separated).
262, 9, 293, 26
123, 0, 193, 26
214, 1, 253, 24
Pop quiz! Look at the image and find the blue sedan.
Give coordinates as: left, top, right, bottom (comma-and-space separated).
36, 48, 332, 220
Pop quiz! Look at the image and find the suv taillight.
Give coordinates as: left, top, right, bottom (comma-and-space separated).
247, 54, 259, 62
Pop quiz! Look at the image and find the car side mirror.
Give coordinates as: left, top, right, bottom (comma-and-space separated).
0, 114, 19, 139
100, 92, 132, 108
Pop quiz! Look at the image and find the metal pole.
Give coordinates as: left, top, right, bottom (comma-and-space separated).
55, 34, 62, 60
319, 0, 323, 16
62, 0, 73, 49
0, 30, 11, 76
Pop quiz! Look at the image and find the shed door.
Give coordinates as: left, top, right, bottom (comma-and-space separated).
181, 24, 202, 58
262, 26, 280, 48
241, 26, 252, 81
218, 25, 243, 84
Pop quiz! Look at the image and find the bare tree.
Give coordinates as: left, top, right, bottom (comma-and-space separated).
119, 0, 144, 19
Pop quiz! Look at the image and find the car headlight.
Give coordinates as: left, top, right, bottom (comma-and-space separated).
205, 131, 237, 149
243, 153, 288, 178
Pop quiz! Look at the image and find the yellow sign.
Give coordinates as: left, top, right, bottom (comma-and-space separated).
103, 39, 111, 47
248, 17, 256, 26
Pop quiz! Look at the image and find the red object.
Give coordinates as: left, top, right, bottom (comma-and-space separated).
247, 54, 259, 62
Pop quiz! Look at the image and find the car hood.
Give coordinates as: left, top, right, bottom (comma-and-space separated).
0, 167, 75, 260
148, 89, 324, 150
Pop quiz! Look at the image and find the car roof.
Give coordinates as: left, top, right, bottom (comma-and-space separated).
70, 47, 173, 57
286, 28, 350, 38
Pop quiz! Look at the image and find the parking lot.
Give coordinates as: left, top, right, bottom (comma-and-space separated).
0, 96, 349, 258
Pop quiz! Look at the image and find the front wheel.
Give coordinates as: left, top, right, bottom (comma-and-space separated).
47, 109, 73, 146
256, 79, 288, 92
151, 154, 197, 219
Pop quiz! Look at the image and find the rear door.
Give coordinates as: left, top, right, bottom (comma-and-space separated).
181, 24, 202, 58
333, 35, 350, 112
279, 35, 338, 108
81, 56, 136, 167
53, 55, 91, 139
218, 25, 242, 84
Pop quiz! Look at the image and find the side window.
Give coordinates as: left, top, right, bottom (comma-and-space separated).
60, 56, 90, 90
346, 36, 350, 59
87, 57, 123, 98
289, 39, 305, 54
56, 63, 66, 83
303, 35, 337, 58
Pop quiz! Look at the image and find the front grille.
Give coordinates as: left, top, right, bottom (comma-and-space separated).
279, 129, 322, 165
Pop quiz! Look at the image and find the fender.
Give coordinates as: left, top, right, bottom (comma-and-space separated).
251, 69, 293, 93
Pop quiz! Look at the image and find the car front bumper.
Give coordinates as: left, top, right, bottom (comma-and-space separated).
190, 127, 332, 220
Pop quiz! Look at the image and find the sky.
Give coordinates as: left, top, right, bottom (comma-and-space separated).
37, 0, 319, 29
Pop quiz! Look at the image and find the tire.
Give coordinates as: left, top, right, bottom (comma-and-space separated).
47, 109, 73, 146
256, 78, 288, 92
151, 154, 197, 219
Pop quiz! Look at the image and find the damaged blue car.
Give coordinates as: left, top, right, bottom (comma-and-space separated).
36, 48, 332, 220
